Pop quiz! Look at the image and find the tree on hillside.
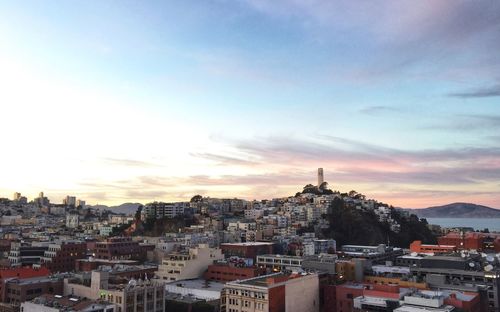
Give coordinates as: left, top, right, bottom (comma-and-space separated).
135, 205, 143, 221
191, 195, 203, 202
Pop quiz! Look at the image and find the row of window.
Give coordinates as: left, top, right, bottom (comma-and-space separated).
226, 289, 265, 299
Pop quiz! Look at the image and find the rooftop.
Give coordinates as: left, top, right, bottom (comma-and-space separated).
221, 242, 274, 246
27, 294, 112, 311
394, 305, 455, 312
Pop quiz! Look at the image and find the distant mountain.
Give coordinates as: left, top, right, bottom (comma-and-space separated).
90, 203, 142, 215
411, 203, 500, 218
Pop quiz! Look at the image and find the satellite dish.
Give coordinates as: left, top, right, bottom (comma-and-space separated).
128, 279, 137, 287
410, 252, 418, 257
468, 262, 475, 268
461, 253, 466, 258
486, 256, 495, 263
484, 265, 493, 272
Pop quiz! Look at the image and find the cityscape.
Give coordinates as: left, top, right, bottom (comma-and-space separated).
1, 1, 500, 312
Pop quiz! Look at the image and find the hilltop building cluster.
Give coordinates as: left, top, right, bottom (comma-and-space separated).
0, 169, 499, 312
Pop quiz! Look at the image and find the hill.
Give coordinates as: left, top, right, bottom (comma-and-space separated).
322, 197, 437, 247
89, 203, 142, 215
411, 203, 500, 218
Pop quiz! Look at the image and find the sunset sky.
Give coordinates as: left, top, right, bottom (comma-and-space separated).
1, 0, 499, 208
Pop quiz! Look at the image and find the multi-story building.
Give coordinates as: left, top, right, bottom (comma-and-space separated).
410, 241, 457, 254
142, 202, 187, 220
8, 242, 49, 267
256, 255, 303, 272
35, 241, 87, 273
0, 267, 51, 303
221, 243, 274, 263
410, 255, 500, 312
340, 244, 403, 264
157, 244, 223, 282
1, 275, 63, 307
220, 272, 320, 312
314, 239, 336, 254
204, 262, 265, 282
63, 196, 76, 207
66, 213, 80, 228
93, 237, 146, 261
64, 270, 165, 312
438, 232, 500, 252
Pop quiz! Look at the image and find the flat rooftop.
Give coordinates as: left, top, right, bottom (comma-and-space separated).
221, 242, 274, 246
166, 278, 225, 292
394, 305, 454, 312
257, 254, 303, 259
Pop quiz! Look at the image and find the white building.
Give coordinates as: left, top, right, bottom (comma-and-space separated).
157, 244, 223, 282
66, 214, 80, 228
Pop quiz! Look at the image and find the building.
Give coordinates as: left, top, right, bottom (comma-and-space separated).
256, 255, 303, 272
1, 275, 63, 307
157, 244, 223, 282
8, 242, 49, 267
64, 270, 165, 312
410, 241, 457, 254
142, 202, 187, 220
93, 237, 146, 261
220, 272, 320, 312
35, 241, 87, 273
220, 243, 274, 263
438, 232, 500, 252
63, 196, 76, 207
314, 239, 336, 254
302, 254, 337, 275
340, 244, 403, 264
21, 294, 114, 312
410, 255, 500, 312
0, 267, 52, 303
318, 168, 324, 186
65, 214, 80, 229
204, 262, 265, 283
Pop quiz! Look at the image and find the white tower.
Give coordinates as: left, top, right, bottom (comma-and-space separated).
318, 168, 324, 186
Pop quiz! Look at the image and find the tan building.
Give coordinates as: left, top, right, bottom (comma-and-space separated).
220, 272, 319, 312
64, 270, 165, 312
157, 244, 223, 282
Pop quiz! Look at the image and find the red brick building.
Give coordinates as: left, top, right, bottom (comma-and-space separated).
37, 241, 87, 273
1, 276, 63, 306
409, 240, 457, 254
93, 237, 146, 261
438, 232, 500, 252
220, 242, 274, 262
203, 263, 265, 282
0, 267, 51, 303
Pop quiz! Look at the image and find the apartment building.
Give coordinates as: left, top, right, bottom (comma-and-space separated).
157, 244, 223, 282
35, 241, 87, 273
93, 237, 146, 261
64, 270, 165, 312
220, 272, 320, 312
256, 255, 303, 272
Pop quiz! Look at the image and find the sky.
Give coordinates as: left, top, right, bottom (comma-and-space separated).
0, 0, 499, 208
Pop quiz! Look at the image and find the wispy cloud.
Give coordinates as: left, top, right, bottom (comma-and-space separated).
101, 158, 163, 167
424, 114, 500, 131
190, 152, 259, 166
359, 106, 401, 116
448, 83, 500, 98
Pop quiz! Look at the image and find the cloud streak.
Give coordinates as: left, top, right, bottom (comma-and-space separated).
448, 83, 500, 98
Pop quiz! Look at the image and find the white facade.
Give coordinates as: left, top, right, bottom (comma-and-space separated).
157, 244, 223, 282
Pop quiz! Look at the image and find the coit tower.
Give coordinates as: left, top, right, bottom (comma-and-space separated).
318, 168, 324, 186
